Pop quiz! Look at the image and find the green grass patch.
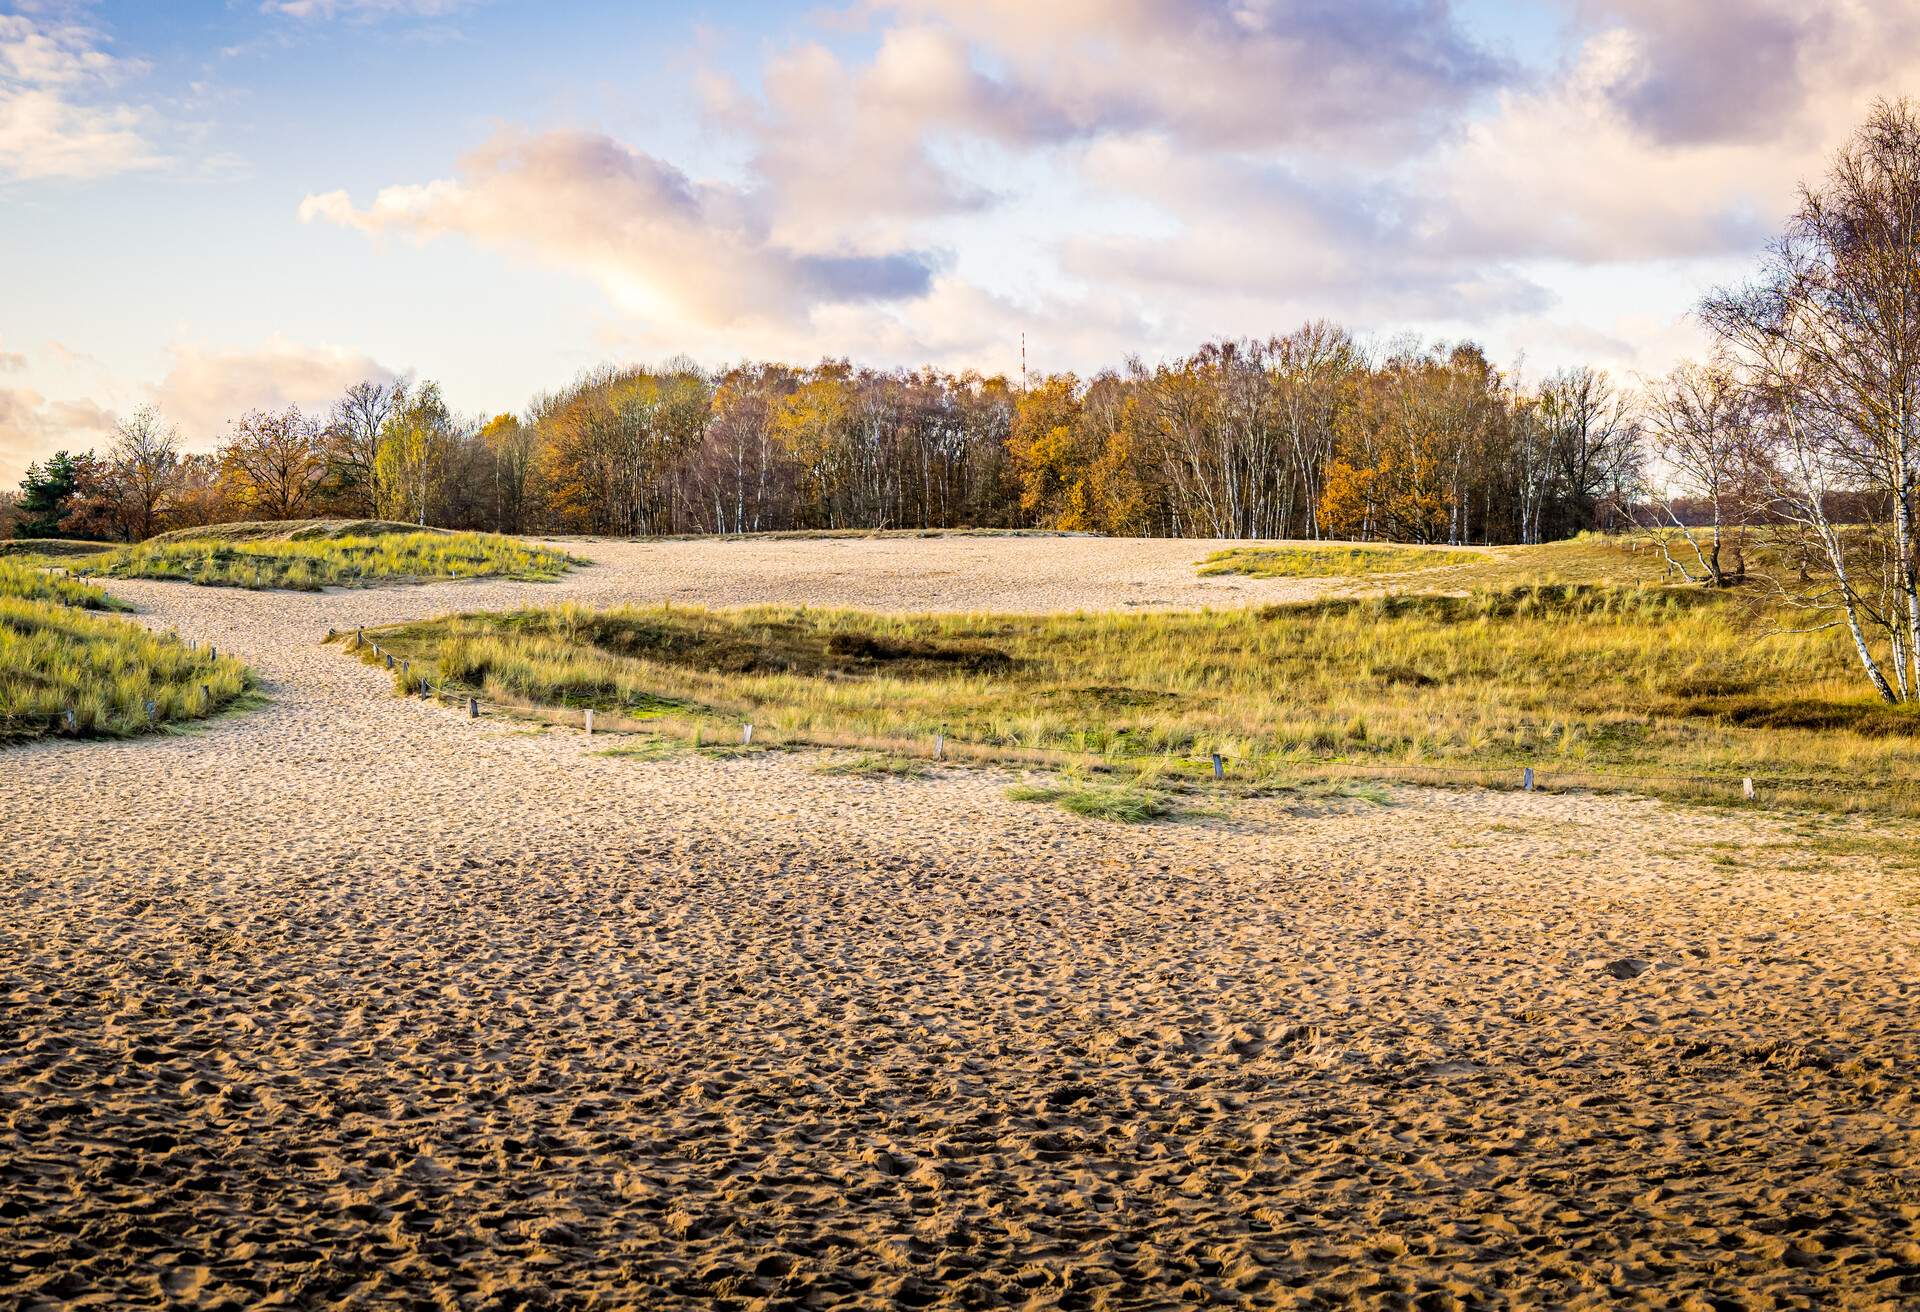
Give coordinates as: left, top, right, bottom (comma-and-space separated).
80, 527, 580, 591
815, 751, 933, 778
593, 736, 690, 762
0, 560, 252, 743
1200, 543, 1470, 578
0, 558, 123, 610
1006, 778, 1172, 823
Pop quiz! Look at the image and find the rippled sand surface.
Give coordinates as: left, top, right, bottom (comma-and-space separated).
3, 536, 1918, 1310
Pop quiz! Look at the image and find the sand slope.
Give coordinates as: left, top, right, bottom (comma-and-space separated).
2, 536, 1918, 1310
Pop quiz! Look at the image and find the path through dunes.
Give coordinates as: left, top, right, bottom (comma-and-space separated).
3, 537, 1919, 1310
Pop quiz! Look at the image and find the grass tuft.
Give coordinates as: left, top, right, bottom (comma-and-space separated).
1007, 778, 1172, 823
815, 752, 933, 778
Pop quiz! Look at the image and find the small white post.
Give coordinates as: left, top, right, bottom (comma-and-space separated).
584, 708, 594, 735
933, 731, 945, 761
743, 723, 754, 746
1210, 752, 1225, 780
1523, 766, 1535, 792
1743, 777, 1756, 802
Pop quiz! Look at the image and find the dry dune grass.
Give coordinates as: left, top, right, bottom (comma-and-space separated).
354, 575, 1920, 815
80, 522, 579, 591
2, 534, 1918, 1310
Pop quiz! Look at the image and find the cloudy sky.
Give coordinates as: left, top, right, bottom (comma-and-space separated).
3, 0, 1917, 483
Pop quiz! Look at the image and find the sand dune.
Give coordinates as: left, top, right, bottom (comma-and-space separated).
3, 536, 1918, 1309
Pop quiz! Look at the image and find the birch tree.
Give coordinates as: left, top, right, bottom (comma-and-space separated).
1704, 98, 1920, 702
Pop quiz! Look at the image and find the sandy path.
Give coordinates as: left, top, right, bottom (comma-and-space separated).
3, 537, 1919, 1310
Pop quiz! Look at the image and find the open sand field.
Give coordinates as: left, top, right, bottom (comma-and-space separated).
4, 535, 1919, 1310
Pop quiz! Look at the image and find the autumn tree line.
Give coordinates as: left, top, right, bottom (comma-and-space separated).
14, 97, 1920, 710
6, 341, 1645, 547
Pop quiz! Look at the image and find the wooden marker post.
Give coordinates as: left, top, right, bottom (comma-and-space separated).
1211, 753, 1225, 780
584, 709, 594, 735
934, 731, 945, 761
144, 699, 156, 723
1523, 767, 1535, 792
62, 707, 77, 734
468, 697, 479, 719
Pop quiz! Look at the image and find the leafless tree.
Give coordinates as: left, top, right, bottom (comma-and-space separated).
106, 405, 182, 540
1704, 97, 1920, 702
324, 378, 407, 518
1634, 359, 1758, 587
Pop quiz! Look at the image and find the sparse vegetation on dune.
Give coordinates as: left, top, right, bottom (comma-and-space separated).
0, 559, 251, 743
142, 518, 450, 545
1199, 543, 1471, 578
0, 538, 118, 560
78, 523, 580, 591
348, 537, 1920, 814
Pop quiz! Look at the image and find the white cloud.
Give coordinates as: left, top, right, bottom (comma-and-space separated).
0, 386, 115, 486
150, 337, 399, 441
869, 0, 1505, 155
274, 0, 1920, 388
300, 128, 938, 329
0, 11, 161, 181
260, 1, 478, 18
1418, 2, 1920, 265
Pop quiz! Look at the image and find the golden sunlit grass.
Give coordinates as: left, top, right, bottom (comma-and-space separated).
1199, 542, 1471, 578
0, 559, 252, 743
347, 535, 1920, 815
79, 527, 580, 591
